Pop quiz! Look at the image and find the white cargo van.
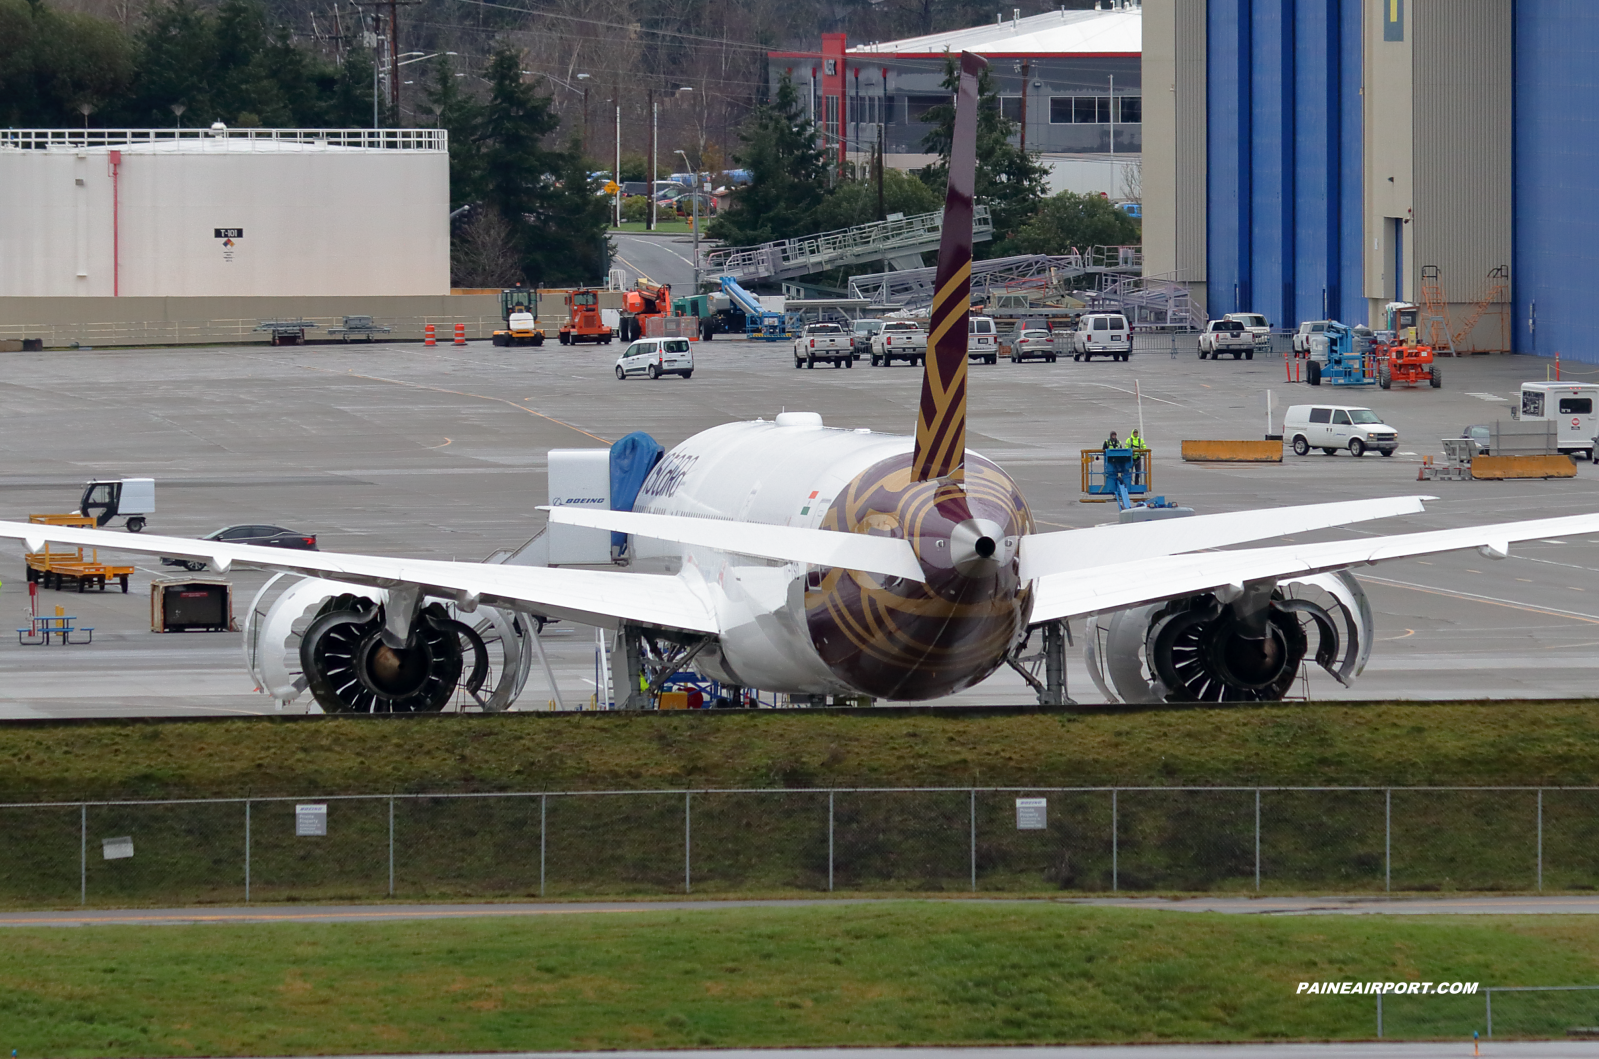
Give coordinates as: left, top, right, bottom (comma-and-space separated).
1514, 382, 1599, 460
1284, 404, 1400, 457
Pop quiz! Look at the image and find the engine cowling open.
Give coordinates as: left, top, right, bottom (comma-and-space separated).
1084, 571, 1373, 704
243, 576, 535, 712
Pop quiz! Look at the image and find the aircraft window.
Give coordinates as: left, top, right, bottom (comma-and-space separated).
1308, 408, 1332, 424
1349, 410, 1382, 424
1560, 398, 1593, 415
663, 340, 690, 352
1332, 410, 1352, 425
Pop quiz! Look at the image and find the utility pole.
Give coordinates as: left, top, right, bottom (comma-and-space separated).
875, 129, 885, 221
1108, 73, 1115, 156
646, 89, 657, 231
614, 101, 622, 228
1019, 58, 1029, 151
387, 0, 399, 114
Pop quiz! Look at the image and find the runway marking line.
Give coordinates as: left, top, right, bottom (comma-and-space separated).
1357, 574, 1599, 625
301, 367, 611, 444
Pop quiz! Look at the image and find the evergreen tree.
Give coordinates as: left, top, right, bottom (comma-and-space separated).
419, 53, 484, 207
918, 58, 1049, 253
995, 189, 1141, 257
809, 167, 939, 232
476, 49, 609, 285
0, 0, 135, 127
705, 75, 829, 246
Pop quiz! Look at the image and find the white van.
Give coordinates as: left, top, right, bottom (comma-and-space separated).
1072, 313, 1132, 361
615, 337, 693, 380
1284, 404, 1400, 457
1515, 382, 1599, 460
968, 316, 999, 363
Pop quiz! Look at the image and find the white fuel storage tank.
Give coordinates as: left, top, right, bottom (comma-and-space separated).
0, 128, 449, 298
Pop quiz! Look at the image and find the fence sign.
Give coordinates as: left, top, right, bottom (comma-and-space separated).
1015, 797, 1047, 830
295, 803, 327, 837
102, 836, 134, 860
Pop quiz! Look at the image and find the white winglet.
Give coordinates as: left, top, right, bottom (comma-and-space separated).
543, 506, 926, 582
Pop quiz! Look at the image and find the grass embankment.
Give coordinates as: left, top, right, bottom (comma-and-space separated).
2, 707, 1596, 906
4, 903, 1597, 1055
3, 703, 1598, 801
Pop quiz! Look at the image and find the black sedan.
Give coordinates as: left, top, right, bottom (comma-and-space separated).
1460, 425, 1491, 455
162, 525, 319, 571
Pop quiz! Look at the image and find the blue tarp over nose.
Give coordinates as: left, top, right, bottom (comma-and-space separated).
609, 431, 664, 554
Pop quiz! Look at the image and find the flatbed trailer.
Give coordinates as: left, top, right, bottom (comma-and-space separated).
24, 514, 133, 592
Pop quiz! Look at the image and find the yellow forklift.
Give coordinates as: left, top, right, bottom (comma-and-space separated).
491, 286, 546, 346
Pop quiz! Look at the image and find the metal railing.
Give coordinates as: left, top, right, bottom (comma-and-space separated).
0, 128, 446, 151
1, 785, 1594, 908
0, 315, 497, 349
848, 247, 1141, 310
704, 207, 993, 283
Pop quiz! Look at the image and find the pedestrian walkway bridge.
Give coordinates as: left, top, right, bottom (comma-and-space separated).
703, 206, 992, 283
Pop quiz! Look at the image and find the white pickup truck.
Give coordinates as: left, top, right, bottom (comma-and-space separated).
793, 323, 854, 369
870, 320, 928, 367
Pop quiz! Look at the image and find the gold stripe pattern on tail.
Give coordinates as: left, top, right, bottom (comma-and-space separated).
912, 50, 986, 483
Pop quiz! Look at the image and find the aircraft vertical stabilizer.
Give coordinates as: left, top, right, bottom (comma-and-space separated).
911, 50, 984, 483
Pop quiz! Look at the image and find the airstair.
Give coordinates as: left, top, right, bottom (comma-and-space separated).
848, 247, 1143, 312
1084, 272, 1204, 330
704, 206, 993, 284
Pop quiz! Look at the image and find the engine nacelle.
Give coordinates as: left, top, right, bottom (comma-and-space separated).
243, 575, 535, 713
1084, 571, 1373, 704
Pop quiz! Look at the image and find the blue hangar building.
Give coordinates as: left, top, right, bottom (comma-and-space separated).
1141, 0, 1594, 359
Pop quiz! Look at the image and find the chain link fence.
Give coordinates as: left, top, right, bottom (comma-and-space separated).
0, 786, 1593, 907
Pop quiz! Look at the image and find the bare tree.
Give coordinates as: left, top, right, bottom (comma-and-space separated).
1120, 159, 1141, 205
450, 208, 525, 288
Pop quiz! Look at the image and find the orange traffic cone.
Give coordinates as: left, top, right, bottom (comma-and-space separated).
453, 323, 467, 346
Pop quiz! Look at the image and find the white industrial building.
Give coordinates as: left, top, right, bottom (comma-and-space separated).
0, 128, 449, 299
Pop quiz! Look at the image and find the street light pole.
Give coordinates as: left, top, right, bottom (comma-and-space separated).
675, 148, 700, 292
614, 101, 621, 228
647, 89, 657, 232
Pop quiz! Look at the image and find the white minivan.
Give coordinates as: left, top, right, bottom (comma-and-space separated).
615, 337, 693, 380
1284, 404, 1400, 457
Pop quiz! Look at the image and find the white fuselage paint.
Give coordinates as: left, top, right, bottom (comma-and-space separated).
630, 418, 934, 694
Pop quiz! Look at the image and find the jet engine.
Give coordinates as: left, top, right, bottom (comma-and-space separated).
1083, 572, 1373, 704
244, 575, 535, 713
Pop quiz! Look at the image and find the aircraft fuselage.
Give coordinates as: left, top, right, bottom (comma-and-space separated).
633, 418, 1034, 699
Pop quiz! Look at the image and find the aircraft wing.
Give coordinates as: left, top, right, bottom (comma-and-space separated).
1031, 511, 1599, 623
0, 521, 718, 634
1018, 495, 1432, 580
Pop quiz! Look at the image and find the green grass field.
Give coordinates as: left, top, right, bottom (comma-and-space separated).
4, 703, 1598, 801
4, 902, 1598, 1055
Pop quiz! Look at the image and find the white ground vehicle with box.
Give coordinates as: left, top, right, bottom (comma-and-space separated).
1285, 404, 1399, 458
1514, 382, 1599, 460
